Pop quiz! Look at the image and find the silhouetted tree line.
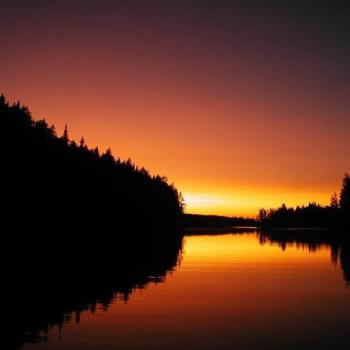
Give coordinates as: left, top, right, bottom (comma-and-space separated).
0, 94, 186, 349
184, 213, 256, 228
0, 94, 184, 231
258, 175, 350, 228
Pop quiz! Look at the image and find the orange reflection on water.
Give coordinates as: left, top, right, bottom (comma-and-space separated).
184, 233, 330, 261
25, 233, 350, 350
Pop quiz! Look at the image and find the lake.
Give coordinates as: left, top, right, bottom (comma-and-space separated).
22, 231, 350, 350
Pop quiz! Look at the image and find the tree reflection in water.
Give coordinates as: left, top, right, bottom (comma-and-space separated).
258, 229, 350, 285
0, 225, 184, 350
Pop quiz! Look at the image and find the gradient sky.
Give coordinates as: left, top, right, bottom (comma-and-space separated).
1, 0, 349, 216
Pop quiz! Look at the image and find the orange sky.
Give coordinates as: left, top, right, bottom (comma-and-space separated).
1, 1, 349, 216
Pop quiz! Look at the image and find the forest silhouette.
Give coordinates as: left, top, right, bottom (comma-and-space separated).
3, 92, 348, 231
0, 94, 185, 348
1, 94, 350, 349
0, 94, 184, 232
258, 175, 350, 228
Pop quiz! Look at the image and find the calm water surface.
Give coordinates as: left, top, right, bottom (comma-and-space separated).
23, 232, 350, 350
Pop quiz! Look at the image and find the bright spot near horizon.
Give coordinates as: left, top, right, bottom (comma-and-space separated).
184, 194, 228, 206
183, 193, 251, 217
183, 188, 333, 218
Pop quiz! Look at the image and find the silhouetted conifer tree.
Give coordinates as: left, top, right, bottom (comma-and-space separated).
340, 174, 350, 224
79, 137, 85, 148
330, 193, 339, 208
62, 124, 69, 144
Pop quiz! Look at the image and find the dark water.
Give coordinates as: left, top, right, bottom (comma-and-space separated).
12, 231, 350, 349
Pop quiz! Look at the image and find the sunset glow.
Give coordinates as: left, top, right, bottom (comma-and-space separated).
1, 1, 348, 216
183, 187, 333, 216
4, 3, 350, 350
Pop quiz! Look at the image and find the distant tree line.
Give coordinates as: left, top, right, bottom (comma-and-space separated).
258, 175, 350, 228
0, 94, 184, 232
184, 213, 256, 228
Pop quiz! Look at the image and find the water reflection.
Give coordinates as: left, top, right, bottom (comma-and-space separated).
258, 229, 350, 284
4, 229, 350, 350
0, 230, 184, 350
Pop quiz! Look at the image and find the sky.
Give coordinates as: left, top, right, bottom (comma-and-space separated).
1, 0, 349, 216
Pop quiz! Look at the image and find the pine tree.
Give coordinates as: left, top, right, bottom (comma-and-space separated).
79, 137, 85, 148
330, 193, 339, 208
340, 174, 350, 218
62, 124, 69, 144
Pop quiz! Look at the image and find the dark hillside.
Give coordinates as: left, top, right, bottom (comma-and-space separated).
0, 94, 184, 232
